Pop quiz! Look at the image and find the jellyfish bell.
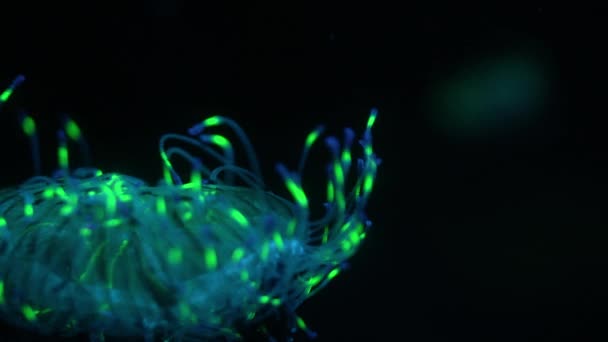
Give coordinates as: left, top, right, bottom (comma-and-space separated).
0, 75, 379, 341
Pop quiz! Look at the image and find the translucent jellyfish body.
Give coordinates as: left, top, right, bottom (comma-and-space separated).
0, 76, 379, 341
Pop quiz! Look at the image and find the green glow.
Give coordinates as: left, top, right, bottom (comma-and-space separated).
160, 150, 170, 166
22, 116, 36, 136
305, 128, 322, 148
336, 191, 345, 211
231, 247, 245, 262
0, 280, 4, 304
163, 167, 173, 185
156, 197, 167, 214
209, 134, 230, 149
0, 88, 13, 102
355, 222, 364, 234
363, 174, 374, 195
229, 208, 249, 227
58, 145, 69, 169
112, 181, 126, 196
367, 109, 377, 129
307, 275, 322, 287
258, 296, 282, 307
350, 229, 362, 244
182, 211, 193, 221
205, 248, 218, 270
104, 218, 122, 228
259, 295, 270, 304
260, 242, 270, 261
190, 170, 202, 188
118, 194, 132, 202
341, 240, 352, 251
180, 202, 193, 219
22, 305, 38, 321
179, 302, 190, 319
168, 248, 183, 265
326, 182, 334, 202
79, 227, 92, 237
322, 226, 329, 244
272, 231, 284, 250
55, 187, 67, 198
334, 162, 344, 186
24, 203, 33, 217
0, 107, 378, 335
178, 302, 198, 323
327, 268, 340, 280
65, 119, 81, 140
60, 205, 74, 216
296, 316, 308, 330
341, 150, 351, 166
102, 187, 117, 216
285, 179, 308, 208
287, 219, 296, 236
43, 188, 54, 198
203, 116, 222, 127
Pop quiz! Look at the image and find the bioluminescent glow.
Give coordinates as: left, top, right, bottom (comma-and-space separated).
0, 75, 380, 341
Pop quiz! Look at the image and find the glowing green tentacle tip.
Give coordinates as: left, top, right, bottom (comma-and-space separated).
24, 203, 33, 217
22, 305, 38, 321
22, 116, 36, 136
208, 134, 231, 149
203, 116, 222, 127
305, 127, 323, 148
65, 119, 81, 140
0, 89, 12, 102
205, 248, 218, 270
58, 146, 69, 169
1, 75, 24, 103
231, 247, 245, 262
229, 208, 249, 227
367, 108, 378, 129
363, 173, 374, 196
327, 267, 340, 280
285, 178, 308, 208
296, 316, 308, 330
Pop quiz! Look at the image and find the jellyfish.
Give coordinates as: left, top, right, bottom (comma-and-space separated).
0, 75, 380, 341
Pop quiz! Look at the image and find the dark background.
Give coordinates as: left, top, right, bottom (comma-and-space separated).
1, 3, 608, 341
